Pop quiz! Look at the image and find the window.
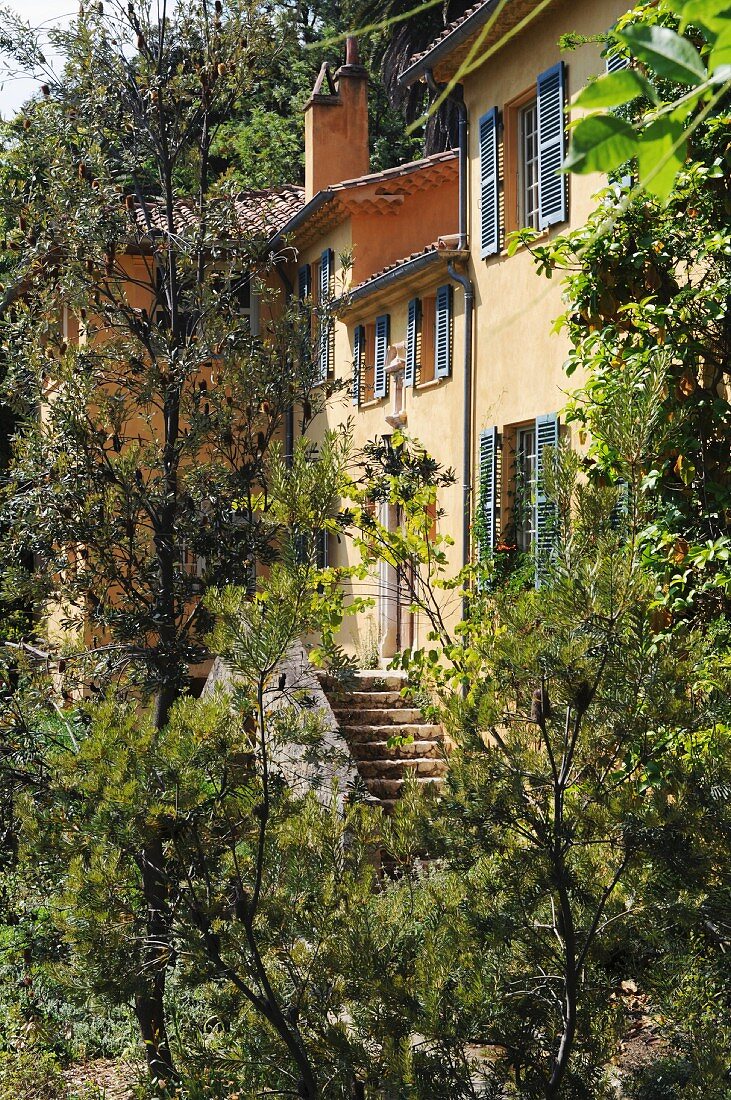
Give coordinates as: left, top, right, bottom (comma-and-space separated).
514, 425, 536, 552
519, 99, 540, 230
420, 296, 436, 384
500, 62, 567, 240
317, 248, 334, 383
234, 274, 259, 335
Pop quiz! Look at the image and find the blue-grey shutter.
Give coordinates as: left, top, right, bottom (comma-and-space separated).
537, 62, 567, 229
405, 298, 419, 388
318, 249, 333, 382
435, 284, 452, 379
534, 412, 559, 588
352, 325, 364, 406
297, 264, 311, 300
479, 107, 500, 258
478, 426, 498, 561
316, 529, 329, 568
374, 314, 389, 399
606, 50, 629, 73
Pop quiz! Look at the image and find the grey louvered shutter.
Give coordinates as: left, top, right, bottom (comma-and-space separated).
537, 63, 567, 229
298, 264, 311, 300
352, 325, 364, 406
606, 50, 629, 73
405, 298, 419, 388
435, 284, 452, 379
478, 426, 497, 561
318, 249, 333, 382
374, 314, 389, 399
534, 412, 559, 588
479, 107, 500, 258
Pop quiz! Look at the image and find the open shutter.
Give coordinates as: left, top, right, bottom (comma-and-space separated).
317, 249, 333, 382
478, 426, 498, 562
537, 62, 567, 229
374, 314, 389, 399
405, 298, 420, 388
479, 107, 500, 258
352, 325, 364, 406
606, 49, 629, 73
297, 264, 311, 301
534, 412, 559, 588
434, 284, 452, 379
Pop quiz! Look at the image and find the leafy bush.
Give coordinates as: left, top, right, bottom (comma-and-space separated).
0, 1046, 66, 1100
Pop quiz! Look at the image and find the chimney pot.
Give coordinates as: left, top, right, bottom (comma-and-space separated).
345, 36, 359, 66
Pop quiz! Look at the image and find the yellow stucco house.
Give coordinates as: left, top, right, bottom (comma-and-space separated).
268, 0, 631, 661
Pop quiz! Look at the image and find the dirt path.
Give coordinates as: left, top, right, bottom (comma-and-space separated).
64, 1059, 139, 1099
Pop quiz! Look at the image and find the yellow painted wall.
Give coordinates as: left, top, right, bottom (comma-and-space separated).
466, 0, 631, 479
295, 0, 633, 661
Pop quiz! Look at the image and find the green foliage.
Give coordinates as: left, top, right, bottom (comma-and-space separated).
565, 1, 731, 202
0, 1045, 65, 1100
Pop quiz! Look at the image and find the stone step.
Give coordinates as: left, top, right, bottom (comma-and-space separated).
357, 758, 448, 780
365, 776, 443, 800
341, 723, 442, 744
331, 707, 425, 726
334, 690, 409, 708
352, 739, 444, 761
352, 672, 407, 691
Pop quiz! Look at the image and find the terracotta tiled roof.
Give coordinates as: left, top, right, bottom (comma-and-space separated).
399, 0, 559, 86
347, 239, 467, 304
403, 0, 490, 75
329, 149, 457, 193
270, 151, 458, 248
131, 185, 305, 240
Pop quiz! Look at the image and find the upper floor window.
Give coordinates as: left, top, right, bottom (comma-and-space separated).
480, 61, 567, 257
404, 285, 452, 388
519, 99, 540, 231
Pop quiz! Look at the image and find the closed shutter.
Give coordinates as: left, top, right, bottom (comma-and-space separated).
434, 284, 452, 379
534, 412, 559, 588
352, 325, 364, 406
297, 264, 311, 300
405, 298, 420, 388
478, 426, 498, 561
374, 314, 389, 399
479, 107, 500, 258
537, 62, 567, 229
317, 249, 334, 382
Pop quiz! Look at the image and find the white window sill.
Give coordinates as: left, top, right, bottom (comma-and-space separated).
414, 377, 443, 391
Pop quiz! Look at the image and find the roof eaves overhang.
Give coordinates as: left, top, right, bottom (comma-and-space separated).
342, 247, 469, 316
268, 189, 336, 252
398, 0, 500, 87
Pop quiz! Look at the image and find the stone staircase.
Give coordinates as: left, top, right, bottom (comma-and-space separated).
323, 671, 448, 811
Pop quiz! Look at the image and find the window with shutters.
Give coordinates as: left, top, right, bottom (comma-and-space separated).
317, 249, 334, 382
355, 321, 377, 402
514, 425, 537, 552
503, 64, 567, 237
419, 296, 436, 383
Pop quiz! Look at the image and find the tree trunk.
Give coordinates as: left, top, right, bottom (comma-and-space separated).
134, 986, 176, 1088
135, 835, 177, 1089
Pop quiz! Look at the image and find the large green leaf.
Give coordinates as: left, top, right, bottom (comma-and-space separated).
638, 116, 687, 202
564, 114, 638, 174
618, 24, 707, 86
709, 27, 731, 74
675, 0, 731, 39
573, 68, 658, 109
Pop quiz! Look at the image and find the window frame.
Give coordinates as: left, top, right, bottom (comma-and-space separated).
503, 84, 539, 237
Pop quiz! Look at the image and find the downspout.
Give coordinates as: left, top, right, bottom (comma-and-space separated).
275, 265, 295, 468
448, 262, 474, 621
426, 70, 474, 617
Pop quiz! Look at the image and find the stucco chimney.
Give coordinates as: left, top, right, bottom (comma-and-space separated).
304, 37, 369, 201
